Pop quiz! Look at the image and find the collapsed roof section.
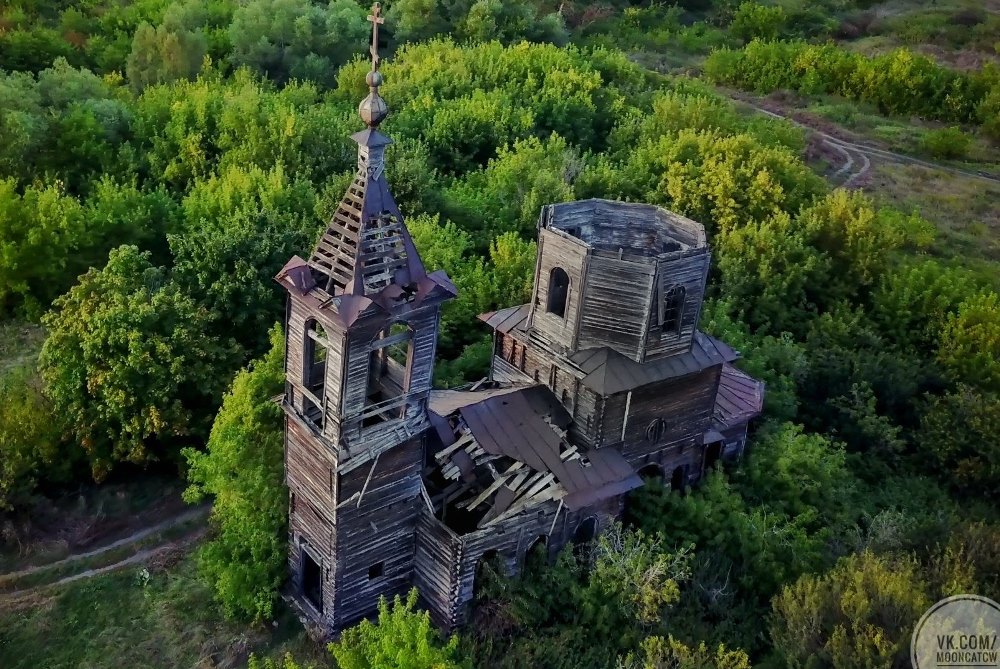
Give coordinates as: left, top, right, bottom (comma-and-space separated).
423, 385, 642, 534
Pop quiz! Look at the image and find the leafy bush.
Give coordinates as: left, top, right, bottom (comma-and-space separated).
331, 589, 462, 669
227, 0, 367, 86
918, 386, 1000, 497
705, 41, 995, 128
729, 2, 787, 43
771, 551, 931, 669
919, 126, 972, 159
0, 361, 65, 511
184, 326, 287, 621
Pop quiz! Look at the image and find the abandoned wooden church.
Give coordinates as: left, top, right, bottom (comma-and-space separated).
274, 5, 764, 636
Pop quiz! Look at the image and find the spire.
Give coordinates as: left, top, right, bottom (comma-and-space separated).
300, 5, 457, 315
359, 3, 388, 128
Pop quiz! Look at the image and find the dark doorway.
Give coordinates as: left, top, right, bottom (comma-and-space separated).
474, 550, 502, 602
670, 466, 686, 492
573, 517, 598, 545
638, 463, 663, 481
704, 442, 723, 472
572, 517, 598, 562
301, 550, 323, 613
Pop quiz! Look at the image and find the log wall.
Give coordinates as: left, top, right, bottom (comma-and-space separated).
577, 253, 656, 361
643, 250, 711, 361
527, 229, 588, 354
418, 495, 622, 631
608, 366, 721, 465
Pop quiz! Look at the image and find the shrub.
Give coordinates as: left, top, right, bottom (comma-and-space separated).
730, 2, 787, 43
919, 126, 971, 159
183, 326, 287, 622
330, 589, 462, 669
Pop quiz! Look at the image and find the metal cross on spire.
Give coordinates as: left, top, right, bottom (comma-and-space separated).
367, 3, 384, 73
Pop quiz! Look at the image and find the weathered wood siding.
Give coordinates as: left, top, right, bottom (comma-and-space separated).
576, 252, 656, 361
326, 435, 424, 630
610, 366, 721, 465
285, 414, 337, 518
643, 250, 711, 361
286, 297, 347, 444
527, 229, 588, 354
414, 510, 462, 630
440, 495, 621, 630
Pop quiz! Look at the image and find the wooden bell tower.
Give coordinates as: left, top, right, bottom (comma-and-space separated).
274, 3, 457, 632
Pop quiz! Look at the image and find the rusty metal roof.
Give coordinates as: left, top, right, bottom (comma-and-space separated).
479, 304, 739, 394
714, 362, 765, 429
428, 386, 527, 416
570, 332, 737, 394
479, 303, 530, 334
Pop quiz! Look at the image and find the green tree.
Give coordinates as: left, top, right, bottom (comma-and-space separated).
39, 246, 237, 481
627, 471, 828, 608
798, 190, 901, 306
0, 362, 66, 512
84, 178, 181, 267
406, 213, 492, 355
770, 550, 931, 669
936, 291, 1000, 393
228, 0, 367, 86
488, 231, 536, 308
458, 0, 568, 46
622, 635, 751, 669
330, 589, 462, 669
0, 178, 85, 315
0, 70, 46, 183
918, 385, 1000, 496
715, 210, 826, 333
730, 3, 787, 43
736, 422, 854, 526
388, 0, 450, 44
871, 259, 976, 353
184, 326, 287, 622
126, 20, 207, 92
170, 164, 319, 357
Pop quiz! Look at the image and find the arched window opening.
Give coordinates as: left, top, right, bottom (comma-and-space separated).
561, 388, 572, 411
473, 550, 503, 603
638, 463, 663, 481
364, 322, 413, 425
524, 536, 548, 571
546, 267, 570, 318
303, 319, 328, 429
662, 285, 686, 334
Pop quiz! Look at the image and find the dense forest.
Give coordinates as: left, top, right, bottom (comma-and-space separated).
1, 0, 998, 668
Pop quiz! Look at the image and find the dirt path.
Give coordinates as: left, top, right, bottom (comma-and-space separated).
0, 527, 207, 608
736, 98, 1000, 187
43, 526, 208, 588
0, 504, 210, 586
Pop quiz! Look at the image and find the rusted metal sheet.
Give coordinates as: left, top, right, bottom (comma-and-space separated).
714, 362, 766, 429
